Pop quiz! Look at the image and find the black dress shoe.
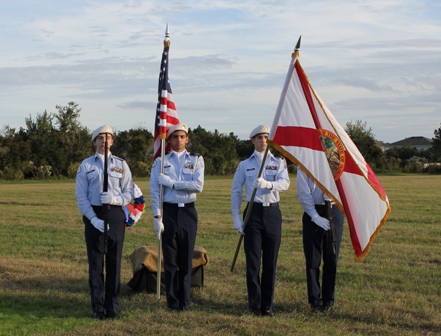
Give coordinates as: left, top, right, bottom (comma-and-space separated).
105, 311, 119, 319
261, 309, 274, 317
323, 302, 334, 312
323, 300, 334, 310
93, 312, 105, 320
310, 299, 324, 313
250, 308, 261, 316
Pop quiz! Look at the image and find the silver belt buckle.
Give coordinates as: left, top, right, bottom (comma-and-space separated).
178, 203, 185, 208
262, 202, 270, 207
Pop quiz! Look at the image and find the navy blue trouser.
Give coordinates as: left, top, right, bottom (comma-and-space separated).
243, 203, 282, 311
302, 205, 343, 306
162, 202, 198, 310
84, 205, 125, 314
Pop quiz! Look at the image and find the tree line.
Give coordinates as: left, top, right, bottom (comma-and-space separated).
0, 102, 440, 180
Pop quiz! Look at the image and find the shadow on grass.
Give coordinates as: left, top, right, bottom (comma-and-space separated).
0, 275, 91, 319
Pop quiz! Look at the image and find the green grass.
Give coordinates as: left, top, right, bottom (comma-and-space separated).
0, 175, 440, 335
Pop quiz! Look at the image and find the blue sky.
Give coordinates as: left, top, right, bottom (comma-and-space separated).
1, 0, 440, 143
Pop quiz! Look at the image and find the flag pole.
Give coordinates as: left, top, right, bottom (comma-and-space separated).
269, 36, 301, 141
230, 145, 270, 272
156, 24, 170, 300
157, 138, 165, 300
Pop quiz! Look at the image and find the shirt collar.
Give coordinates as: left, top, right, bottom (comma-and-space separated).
95, 152, 112, 161
169, 149, 188, 158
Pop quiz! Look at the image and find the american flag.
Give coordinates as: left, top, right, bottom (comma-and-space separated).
153, 36, 179, 160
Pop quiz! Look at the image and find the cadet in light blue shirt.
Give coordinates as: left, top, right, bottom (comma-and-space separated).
231, 124, 290, 317
76, 125, 133, 320
150, 123, 204, 311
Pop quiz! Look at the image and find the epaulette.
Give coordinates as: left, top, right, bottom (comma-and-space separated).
189, 152, 201, 157
241, 155, 251, 161
275, 155, 286, 161
112, 155, 124, 162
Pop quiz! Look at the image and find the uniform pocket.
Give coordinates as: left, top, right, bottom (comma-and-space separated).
265, 169, 277, 181
183, 168, 193, 181
108, 171, 123, 179
86, 169, 98, 182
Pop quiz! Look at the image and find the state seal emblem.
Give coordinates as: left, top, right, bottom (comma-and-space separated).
318, 129, 345, 180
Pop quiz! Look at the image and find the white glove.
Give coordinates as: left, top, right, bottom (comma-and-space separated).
233, 215, 244, 235
154, 218, 164, 240
312, 214, 330, 231
158, 173, 175, 189
100, 192, 123, 206
253, 177, 272, 190
90, 217, 105, 233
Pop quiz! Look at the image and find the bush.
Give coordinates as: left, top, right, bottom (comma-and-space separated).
68, 162, 81, 178
2, 167, 24, 180
424, 163, 441, 174
131, 161, 150, 178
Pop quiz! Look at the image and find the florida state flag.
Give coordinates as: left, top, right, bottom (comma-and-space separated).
268, 45, 391, 261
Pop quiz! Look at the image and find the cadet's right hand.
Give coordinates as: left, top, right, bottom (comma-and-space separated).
154, 217, 164, 240
311, 214, 330, 231
90, 217, 105, 233
233, 215, 244, 235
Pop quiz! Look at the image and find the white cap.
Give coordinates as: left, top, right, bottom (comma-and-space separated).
92, 125, 114, 141
249, 125, 270, 138
166, 123, 188, 139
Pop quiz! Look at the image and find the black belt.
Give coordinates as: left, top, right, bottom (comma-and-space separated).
252, 202, 279, 207
315, 204, 335, 210
92, 205, 122, 209
163, 202, 195, 208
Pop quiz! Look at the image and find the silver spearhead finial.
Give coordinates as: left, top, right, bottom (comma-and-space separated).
165, 23, 170, 40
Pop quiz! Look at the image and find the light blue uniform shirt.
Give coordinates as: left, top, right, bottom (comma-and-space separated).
296, 168, 326, 219
231, 150, 290, 217
150, 150, 205, 217
76, 152, 133, 221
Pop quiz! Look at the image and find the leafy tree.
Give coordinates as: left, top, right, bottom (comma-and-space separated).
188, 126, 240, 175
432, 123, 441, 161
112, 127, 154, 165
345, 120, 383, 169
54, 102, 82, 145
25, 110, 65, 176
0, 126, 31, 177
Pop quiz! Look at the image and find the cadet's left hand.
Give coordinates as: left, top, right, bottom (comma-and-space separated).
101, 192, 114, 204
101, 192, 122, 206
253, 177, 272, 190
233, 215, 244, 235
158, 173, 175, 189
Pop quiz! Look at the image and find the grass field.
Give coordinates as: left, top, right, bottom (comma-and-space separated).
0, 175, 440, 335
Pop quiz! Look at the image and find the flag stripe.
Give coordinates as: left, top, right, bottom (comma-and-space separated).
271, 126, 323, 150
295, 60, 364, 254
